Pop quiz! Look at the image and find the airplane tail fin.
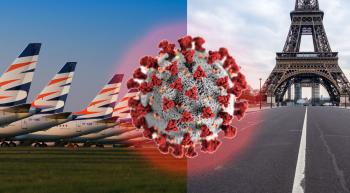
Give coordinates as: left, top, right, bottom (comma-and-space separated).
73, 74, 123, 120
112, 88, 139, 120
31, 62, 77, 114
0, 43, 41, 107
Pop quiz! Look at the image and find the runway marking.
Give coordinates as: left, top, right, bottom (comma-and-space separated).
292, 108, 307, 193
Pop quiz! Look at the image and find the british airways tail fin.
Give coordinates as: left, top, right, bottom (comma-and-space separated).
0, 43, 41, 107
31, 62, 76, 114
73, 74, 123, 120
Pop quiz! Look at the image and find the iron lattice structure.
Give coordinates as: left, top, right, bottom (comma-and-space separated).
263, 0, 350, 104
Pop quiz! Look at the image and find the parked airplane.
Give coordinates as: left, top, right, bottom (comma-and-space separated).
14, 74, 124, 147
0, 62, 76, 147
68, 89, 139, 146
0, 43, 42, 126
75, 89, 149, 148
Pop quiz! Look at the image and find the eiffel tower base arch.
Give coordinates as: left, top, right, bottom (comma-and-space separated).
265, 54, 350, 106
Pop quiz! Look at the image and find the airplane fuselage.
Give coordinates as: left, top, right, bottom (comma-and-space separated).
69, 125, 133, 143
68, 119, 134, 142
0, 113, 73, 139
0, 109, 35, 127
14, 118, 117, 142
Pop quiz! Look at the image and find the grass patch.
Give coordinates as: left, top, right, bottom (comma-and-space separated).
0, 148, 186, 193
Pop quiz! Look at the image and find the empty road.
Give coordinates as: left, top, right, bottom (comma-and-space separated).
188, 106, 350, 193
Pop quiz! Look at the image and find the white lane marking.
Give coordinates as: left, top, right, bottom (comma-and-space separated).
292, 108, 308, 193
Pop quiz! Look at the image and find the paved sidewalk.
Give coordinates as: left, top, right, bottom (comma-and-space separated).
246, 106, 278, 113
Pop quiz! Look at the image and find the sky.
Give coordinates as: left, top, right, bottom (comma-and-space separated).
1, 0, 348, 107
0, 0, 186, 111
188, 0, 350, 92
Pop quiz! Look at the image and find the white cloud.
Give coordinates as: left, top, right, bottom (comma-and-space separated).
188, 0, 350, 89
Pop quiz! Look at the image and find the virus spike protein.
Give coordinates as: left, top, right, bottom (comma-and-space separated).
128, 35, 248, 158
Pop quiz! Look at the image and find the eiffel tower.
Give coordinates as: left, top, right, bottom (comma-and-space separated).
263, 0, 350, 105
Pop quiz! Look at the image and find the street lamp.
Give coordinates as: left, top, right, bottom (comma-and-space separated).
259, 78, 262, 109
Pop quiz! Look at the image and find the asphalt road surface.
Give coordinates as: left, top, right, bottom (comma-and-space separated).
188, 106, 350, 193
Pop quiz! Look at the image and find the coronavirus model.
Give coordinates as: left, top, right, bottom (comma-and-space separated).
127, 36, 248, 158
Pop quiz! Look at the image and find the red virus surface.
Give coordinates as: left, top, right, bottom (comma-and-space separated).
127, 36, 248, 158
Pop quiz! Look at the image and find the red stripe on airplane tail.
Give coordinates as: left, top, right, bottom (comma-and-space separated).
0, 96, 11, 100
74, 109, 99, 115
36, 91, 59, 100
120, 96, 132, 102
6, 61, 36, 72
88, 99, 108, 107
99, 87, 118, 94
0, 79, 20, 87
113, 106, 128, 112
31, 102, 50, 108
48, 77, 70, 85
